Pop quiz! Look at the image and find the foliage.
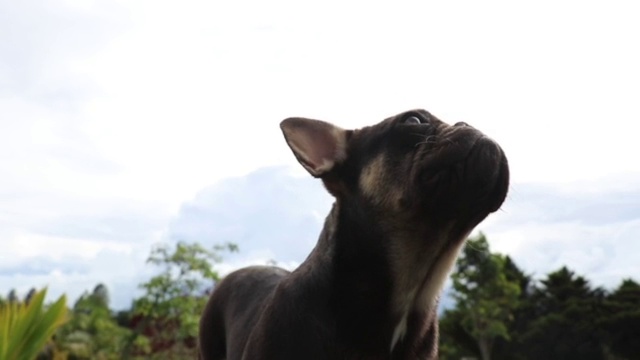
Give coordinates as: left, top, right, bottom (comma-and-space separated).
448, 233, 521, 360
52, 284, 131, 359
126, 240, 238, 358
599, 279, 640, 359
490, 256, 534, 360
0, 288, 68, 360
7, 290, 18, 304
518, 266, 607, 360
2, 234, 638, 360
439, 308, 480, 360
441, 233, 640, 360
0, 240, 240, 360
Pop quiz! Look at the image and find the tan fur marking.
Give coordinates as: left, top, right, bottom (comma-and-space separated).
359, 154, 385, 197
388, 226, 470, 352
389, 233, 444, 351
359, 154, 403, 209
415, 236, 468, 310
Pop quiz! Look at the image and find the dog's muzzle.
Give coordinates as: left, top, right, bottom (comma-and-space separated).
415, 122, 509, 218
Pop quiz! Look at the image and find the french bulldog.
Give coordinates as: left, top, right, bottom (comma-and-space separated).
198, 109, 509, 359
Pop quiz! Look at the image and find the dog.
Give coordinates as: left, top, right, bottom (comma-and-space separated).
198, 109, 509, 359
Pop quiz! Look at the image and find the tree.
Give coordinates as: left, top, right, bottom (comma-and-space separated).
439, 308, 481, 360
492, 256, 535, 360
91, 284, 110, 309
449, 233, 521, 360
25, 288, 37, 305
53, 284, 131, 359
599, 278, 640, 359
127, 240, 238, 358
440, 236, 640, 360
520, 266, 606, 360
7, 289, 18, 304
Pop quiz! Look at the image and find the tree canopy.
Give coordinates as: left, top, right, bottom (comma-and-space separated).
440, 235, 640, 360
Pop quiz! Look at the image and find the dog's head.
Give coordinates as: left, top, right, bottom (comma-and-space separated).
281, 109, 509, 349
280, 108, 509, 235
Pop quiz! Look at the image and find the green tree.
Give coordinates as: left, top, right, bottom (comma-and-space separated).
441, 244, 640, 360
599, 278, 640, 359
53, 284, 131, 359
449, 233, 521, 360
91, 284, 109, 309
439, 307, 480, 360
7, 289, 18, 304
492, 256, 534, 360
520, 266, 605, 360
441, 255, 534, 360
24, 288, 37, 305
127, 240, 237, 358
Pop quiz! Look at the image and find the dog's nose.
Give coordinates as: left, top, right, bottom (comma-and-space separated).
454, 122, 469, 127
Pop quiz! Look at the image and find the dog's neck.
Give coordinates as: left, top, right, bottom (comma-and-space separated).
290, 201, 444, 357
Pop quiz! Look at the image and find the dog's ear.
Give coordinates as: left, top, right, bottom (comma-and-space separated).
280, 117, 349, 178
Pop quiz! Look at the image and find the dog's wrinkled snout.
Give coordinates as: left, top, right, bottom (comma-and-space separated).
453, 121, 469, 127
466, 136, 504, 177
417, 122, 508, 217
462, 135, 509, 211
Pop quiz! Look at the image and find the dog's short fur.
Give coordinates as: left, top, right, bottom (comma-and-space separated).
198, 109, 510, 360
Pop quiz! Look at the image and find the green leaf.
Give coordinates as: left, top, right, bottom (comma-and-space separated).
0, 287, 68, 360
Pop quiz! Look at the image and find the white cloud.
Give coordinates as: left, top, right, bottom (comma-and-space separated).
168, 166, 334, 267
477, 178, 640, 290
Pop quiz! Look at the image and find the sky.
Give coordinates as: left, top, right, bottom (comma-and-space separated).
1, 0, 639, 310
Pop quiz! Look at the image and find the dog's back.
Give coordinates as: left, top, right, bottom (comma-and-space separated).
198, 265, 290, 360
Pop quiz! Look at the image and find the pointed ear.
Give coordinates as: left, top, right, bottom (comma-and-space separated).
280, 117, 349, 177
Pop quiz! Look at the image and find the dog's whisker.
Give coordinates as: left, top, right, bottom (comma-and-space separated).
415, 141, 437, 148
414, 135, 438, 148
465, 241, 490, 254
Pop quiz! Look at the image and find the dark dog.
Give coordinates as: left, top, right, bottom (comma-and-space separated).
198, 109, 509, 359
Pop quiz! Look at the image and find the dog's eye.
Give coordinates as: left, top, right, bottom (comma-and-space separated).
403, 116, 423, 125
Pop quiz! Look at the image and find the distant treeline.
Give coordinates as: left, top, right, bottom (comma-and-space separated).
1, 235, 637, 360
440, 233, 640, 360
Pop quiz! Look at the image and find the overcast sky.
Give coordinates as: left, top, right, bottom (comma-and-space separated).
1, 0, 639, 310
